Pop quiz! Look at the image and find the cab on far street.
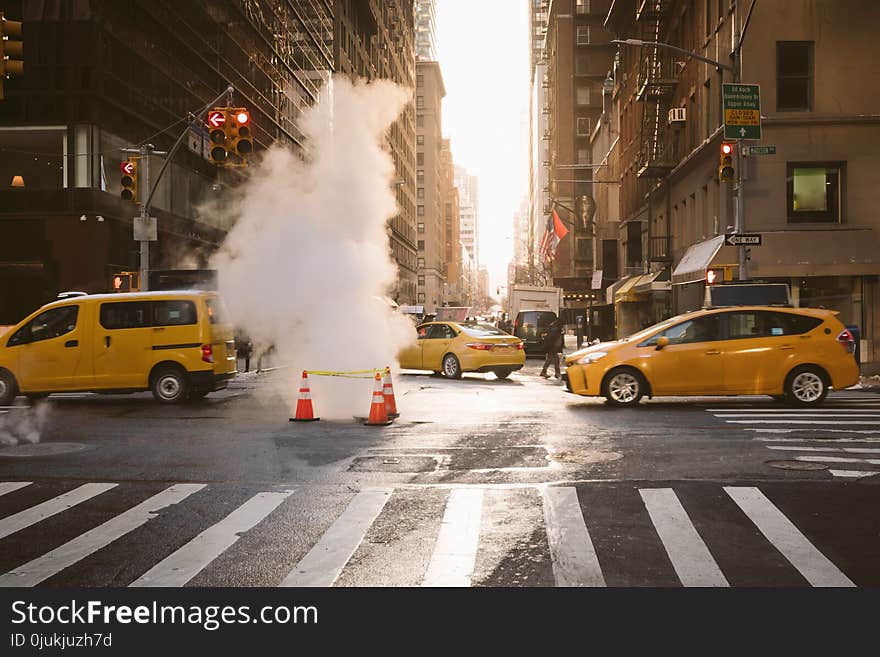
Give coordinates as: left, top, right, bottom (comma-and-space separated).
563, 306, 859, 407
398, 321, 525, 379
0, 290, 237, 405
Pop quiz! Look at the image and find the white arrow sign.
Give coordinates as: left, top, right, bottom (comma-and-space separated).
739, 127, 747, 137
207, 111, 226, 128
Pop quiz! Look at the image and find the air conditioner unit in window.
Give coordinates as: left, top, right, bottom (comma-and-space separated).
668, 107, 686, 124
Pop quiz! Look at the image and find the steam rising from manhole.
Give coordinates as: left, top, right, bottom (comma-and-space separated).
765, 459, 829, 471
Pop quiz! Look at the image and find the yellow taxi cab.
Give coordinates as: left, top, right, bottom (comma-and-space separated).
398, 321, 525, 379
563, 306, 859, 406
0, 291, 237, 404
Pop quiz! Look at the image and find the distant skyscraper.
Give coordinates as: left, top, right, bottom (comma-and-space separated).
454, 166, 480, 268
415, 0, 437, 62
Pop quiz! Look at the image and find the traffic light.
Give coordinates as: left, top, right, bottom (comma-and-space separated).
120, 158, 138, 203
706, 267, 724, 285
207, 109, 228, 164
718, 142, 735, 183
0, 12, 25, 101
111, 271, 139, 292
229, 108, 252, 158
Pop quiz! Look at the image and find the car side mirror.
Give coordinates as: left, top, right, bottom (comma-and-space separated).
655, 336, 670, 351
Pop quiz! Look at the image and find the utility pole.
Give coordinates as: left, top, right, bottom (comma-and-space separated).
732, 6, 747, 280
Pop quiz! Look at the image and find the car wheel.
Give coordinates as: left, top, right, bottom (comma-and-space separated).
0, 370, 17, 405
784, 366, 828, 406
151, 366, 189, 404
493, 368, 512, 380
442, 354, 462, 379
602, 368, 644, 407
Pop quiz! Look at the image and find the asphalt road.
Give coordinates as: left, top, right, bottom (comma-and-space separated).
0, 356, 877, 587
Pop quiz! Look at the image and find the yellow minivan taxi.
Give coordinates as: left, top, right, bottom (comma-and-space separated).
563, 306, 859, 407
0, 291, 237, 404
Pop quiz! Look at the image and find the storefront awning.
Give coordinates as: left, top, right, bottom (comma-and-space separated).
614, 274, 653, 303
672, 235, 726, 284
634, 269, 671, 294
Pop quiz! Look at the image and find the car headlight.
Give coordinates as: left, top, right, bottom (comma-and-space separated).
576, 351, 607, 365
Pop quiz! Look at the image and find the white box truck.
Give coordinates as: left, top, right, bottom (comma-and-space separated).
507, 285, 563, 354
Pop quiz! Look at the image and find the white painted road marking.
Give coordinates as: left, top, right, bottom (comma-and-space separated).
726, 420, 880, 425
828, 470, 878, 479
543, 487, 605, 587
422, 488, 484, 587
723, 486, 854, 587
0, 482, 32, 497
767, 446, 880, 454
0, 484, 205, 587
715, 414, 880, 418
281, 488, 392, 587
131, 490, 294, 587
0, 483, 117, 540
639, 488, 728, 587
795, 455, 880, 465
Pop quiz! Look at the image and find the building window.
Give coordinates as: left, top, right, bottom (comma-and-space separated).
575, 55, 590, 76
577, 117, 591, 136
417, 205, 425, 216
417, 115, 424, 127
416, 134, 424, 145
417, 152, 424, 166
787, 163, 843, 223
777, 42, 813, 111
418, 276, 425, 286
416, 74, 424, 88
576, 26, 590, 44
575, 0, 590, 14
417, 258, 425, 269
417, 170, 425, 183
416, 96, 425, 109
418, 293, 426, 303
418, 240, 425, 250
418, 222, 425, 233
576, 85, 591, 106
417, 187, 425, 199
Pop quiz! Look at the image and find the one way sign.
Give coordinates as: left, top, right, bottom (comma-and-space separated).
725, 233, 761, 246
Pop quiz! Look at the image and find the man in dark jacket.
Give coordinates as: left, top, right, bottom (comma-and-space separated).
539, 318, 565, 379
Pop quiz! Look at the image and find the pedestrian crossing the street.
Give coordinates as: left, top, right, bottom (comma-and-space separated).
0, 480, 872, 588
704, 396, 880, 479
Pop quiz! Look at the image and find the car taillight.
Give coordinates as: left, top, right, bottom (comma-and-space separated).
201, 343, 214, 363
466, 342, 493, 351
516, 342, 525, 350
837, 329, 856, 354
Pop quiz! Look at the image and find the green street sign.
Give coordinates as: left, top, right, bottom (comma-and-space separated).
723, 83, 761, 140
747, 145, 776, 156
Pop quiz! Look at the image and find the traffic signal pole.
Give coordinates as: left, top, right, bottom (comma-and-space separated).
138, 143, 150, 291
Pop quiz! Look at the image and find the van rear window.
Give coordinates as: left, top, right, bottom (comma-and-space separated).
100, 300, 197, 329
205, 298, 229, 325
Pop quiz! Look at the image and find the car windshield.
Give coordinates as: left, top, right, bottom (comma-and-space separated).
457, 323, 509, 337
620, 314, 693, 343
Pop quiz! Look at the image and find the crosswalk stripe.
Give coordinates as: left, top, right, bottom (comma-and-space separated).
280, 488, 392, 587
0, 482, 32, 497
726, 420, 880, 425
723, 487, 854, 587
753, 435, 880, 442
0, 483, 117, 541
130, 490, 294, 587
715, 414, 880, 418
795, 455, 880, 465
829, 470, 878, 479
767, 446, 880, 454
0, 484, 205, 588
543, 487, 605, 587
639, 488, 728, 587
422, 488, 484, 587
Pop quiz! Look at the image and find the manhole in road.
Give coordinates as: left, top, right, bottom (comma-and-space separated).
0, 443, 92, 458
765, 459, 829, 471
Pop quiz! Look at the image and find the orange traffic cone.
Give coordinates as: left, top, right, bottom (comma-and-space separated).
364, 372, 392, 426
382, 366, 399, 419
290, 371, 320, 422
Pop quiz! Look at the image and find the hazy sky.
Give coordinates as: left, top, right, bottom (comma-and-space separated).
435, 0, 530, 295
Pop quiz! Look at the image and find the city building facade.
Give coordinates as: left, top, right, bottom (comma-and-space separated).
599, 0, 880, 370
440, 139, 463, 306
415, 0, 437, 62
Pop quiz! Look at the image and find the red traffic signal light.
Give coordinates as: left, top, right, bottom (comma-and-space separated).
120, 158, 138, 202
706, 267, 725, 284
230, 109, 252, 156
719, 143, 735, 182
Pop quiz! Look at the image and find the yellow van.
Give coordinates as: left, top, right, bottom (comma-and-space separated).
0, 291, 237, 404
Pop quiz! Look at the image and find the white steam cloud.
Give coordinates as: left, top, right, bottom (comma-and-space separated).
0, 402, 50, 446
211, 77, 417, 419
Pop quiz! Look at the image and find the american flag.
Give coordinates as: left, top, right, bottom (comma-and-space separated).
539, 207, 569, 262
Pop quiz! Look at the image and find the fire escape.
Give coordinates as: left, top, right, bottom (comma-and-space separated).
635, 0, 676, 179
634, 0, 677, 264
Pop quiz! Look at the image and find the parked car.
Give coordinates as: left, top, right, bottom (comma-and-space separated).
398, 322, 525, 379
563, 306, 859, 407
513, 310, 558, 355
0, 290, 237, 404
